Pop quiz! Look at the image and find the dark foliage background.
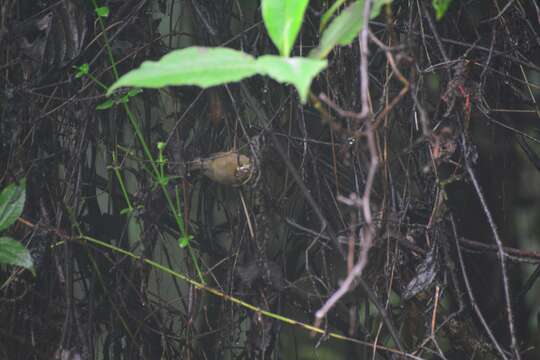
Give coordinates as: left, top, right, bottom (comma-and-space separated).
1, 0, 540, 359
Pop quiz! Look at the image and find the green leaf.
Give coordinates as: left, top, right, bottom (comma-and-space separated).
95, 6, 110, 18
432, 0, 452, 20
127, 88, 142, 97
74, 63, 89, 78
0, 179, 26, 232
108, 47, 325, 105
310, 2, 364, 59
120, 207, 133, 216
371, 0, 393, 19
0, 237, 35, 275
320, 0, 347, 32
96, 99, 114, 110
179, 235, 193, 248
107, 47, 259, 95
256, 56, 327, 103
310, 0, 393, 59
262, 0, 309, 57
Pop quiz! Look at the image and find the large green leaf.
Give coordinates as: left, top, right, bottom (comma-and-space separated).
107, 47, 259, 95
0, 179, 26, 231
0, 236, 35, 274
108, 47, 326, 104
256, 56, 327, 103
310, 0, 393, 59
261, 0, 309, 57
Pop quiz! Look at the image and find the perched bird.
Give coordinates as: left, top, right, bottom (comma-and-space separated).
188, 151, 252, 186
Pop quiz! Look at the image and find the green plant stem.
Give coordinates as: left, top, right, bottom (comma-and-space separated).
77, 233, 416, 359
89, 0, 203, 283
91, 0, 119, 80
111, 150, 134, 213
86, 72, 108, 90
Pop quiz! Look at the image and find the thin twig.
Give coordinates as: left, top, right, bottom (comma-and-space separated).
463, 140, 521, 359
450, 215, 508, 359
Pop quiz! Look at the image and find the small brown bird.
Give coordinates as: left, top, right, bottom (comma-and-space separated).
189, 151, 252, 186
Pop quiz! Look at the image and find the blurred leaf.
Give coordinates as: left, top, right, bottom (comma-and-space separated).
179, 235, 193, 248
127, 88, 142, 97
372, 0, 393, 19
256, 56, 327, 103
96, 99, 114, 110
95, 6, 110, 18
320, 0, 347, 32
310, 0, 392, 59
0, 236, 35, 275
310, 2, 363, 59
432, 0, 452, 20
107, 47, 259, 95
74, 63, 89, 78
261, 0, 309, 56
120, 207, 133, 216
0, 179, 26, 232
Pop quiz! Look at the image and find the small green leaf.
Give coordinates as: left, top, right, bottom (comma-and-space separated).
120, 207, 133, 216
74, 63, 89, 78
262, 0, 309, 56
107, 47, 259, 95
310, 0, 392, 59
432, 0, 452, 20
127, 88, 142, 97
179, 235, 193, 248
0, 237, 35, 275
96, 99, 114, 110
157, 176, 170, 187
256, 56, 327, 103
0, 179, 26, 232
95, 6, 110, 18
